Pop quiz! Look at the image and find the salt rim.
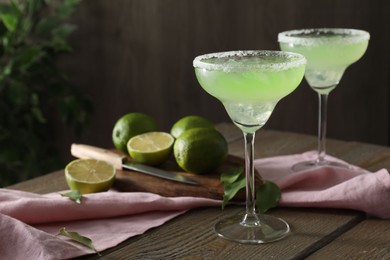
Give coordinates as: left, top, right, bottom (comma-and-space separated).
193, 50, 306, 72
278, 28, 370, 46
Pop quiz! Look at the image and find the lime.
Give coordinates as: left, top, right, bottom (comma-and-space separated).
174, 128, 228, 174
65, 159, 116, 194
170, 115, 214, 138
127, 132, 174, 165
112, 112, 158, 153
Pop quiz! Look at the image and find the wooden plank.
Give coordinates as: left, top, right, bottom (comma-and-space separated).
80, 207, 363, 260
306, 219, 390, 259
7, 170, 68, 194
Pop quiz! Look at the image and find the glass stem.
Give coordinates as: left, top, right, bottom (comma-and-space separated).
317, 93, 329, 164
241, 131, 261, 227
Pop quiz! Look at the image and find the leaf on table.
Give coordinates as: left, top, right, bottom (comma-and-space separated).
256, 180, 281, 214
220, 167, 245, 209
220, 166, 244, 184
61, 190, 82, 204
220, 167, 281, 213
57, 227, 101, 256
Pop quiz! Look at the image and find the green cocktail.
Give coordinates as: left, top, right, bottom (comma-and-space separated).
278, 29, 369, 170
195, 52, 305, 132
193, 50, 306, 244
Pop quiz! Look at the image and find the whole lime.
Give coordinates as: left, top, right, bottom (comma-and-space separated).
170, 115, 214, 138
112, 112, 158, 153
174, 128, 228, 174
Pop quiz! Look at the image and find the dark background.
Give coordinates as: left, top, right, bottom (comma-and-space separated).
58, 0, 390, 161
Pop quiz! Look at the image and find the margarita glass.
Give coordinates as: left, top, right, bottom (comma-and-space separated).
193, 50, 306, 244
278, 28, 370, 171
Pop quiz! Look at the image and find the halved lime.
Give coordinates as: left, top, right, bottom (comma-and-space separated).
65, 159, 116, 194
127, 132, 174, 165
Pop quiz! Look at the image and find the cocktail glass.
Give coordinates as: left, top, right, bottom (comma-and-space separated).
193, 50, 306, 243
278, 28, 370, 171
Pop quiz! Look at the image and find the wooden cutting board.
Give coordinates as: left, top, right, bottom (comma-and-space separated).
113, 154, 247, 201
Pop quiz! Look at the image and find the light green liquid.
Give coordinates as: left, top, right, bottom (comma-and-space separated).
194, 55, 305, 131
280, 33, 368, 92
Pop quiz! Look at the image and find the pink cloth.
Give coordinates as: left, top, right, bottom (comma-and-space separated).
1, 151, 389, 259
255, 151, 390, 219
0, 190, 220, 259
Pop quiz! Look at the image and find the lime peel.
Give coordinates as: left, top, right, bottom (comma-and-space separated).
173, 128, 228, 174
170, 115, 214, 138
112, 112, 158, 153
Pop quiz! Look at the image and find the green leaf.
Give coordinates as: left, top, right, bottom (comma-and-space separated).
0, 16, 7, 38
256, 180, 281, 214
30, 94, 47, 124
7, 80, 29, 106
0, 14, 17, 32
222, 176, 246, 209
221, 166, 244, 184
57, 227, 101, 255
220, 167, 281, 213
31, 107, 47, 123
1, 36, 10, 52
57, 3, 76, 18
14, 46, 43, 71
221, 167, 245, 209
35, 17, 59, 38
10, 1, 22, 16
53, 24, 76, 38
61, 190, 82, 204
0, 0, 92, 187
50, 24, 76, 51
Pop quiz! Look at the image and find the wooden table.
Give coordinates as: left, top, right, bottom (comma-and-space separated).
8, 123, 390, 259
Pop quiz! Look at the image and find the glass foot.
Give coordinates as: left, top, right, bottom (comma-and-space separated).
214, 213, 290, 244
292, 159, 349, 172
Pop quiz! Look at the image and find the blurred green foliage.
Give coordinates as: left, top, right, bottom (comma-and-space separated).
0, 0, 93, 186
